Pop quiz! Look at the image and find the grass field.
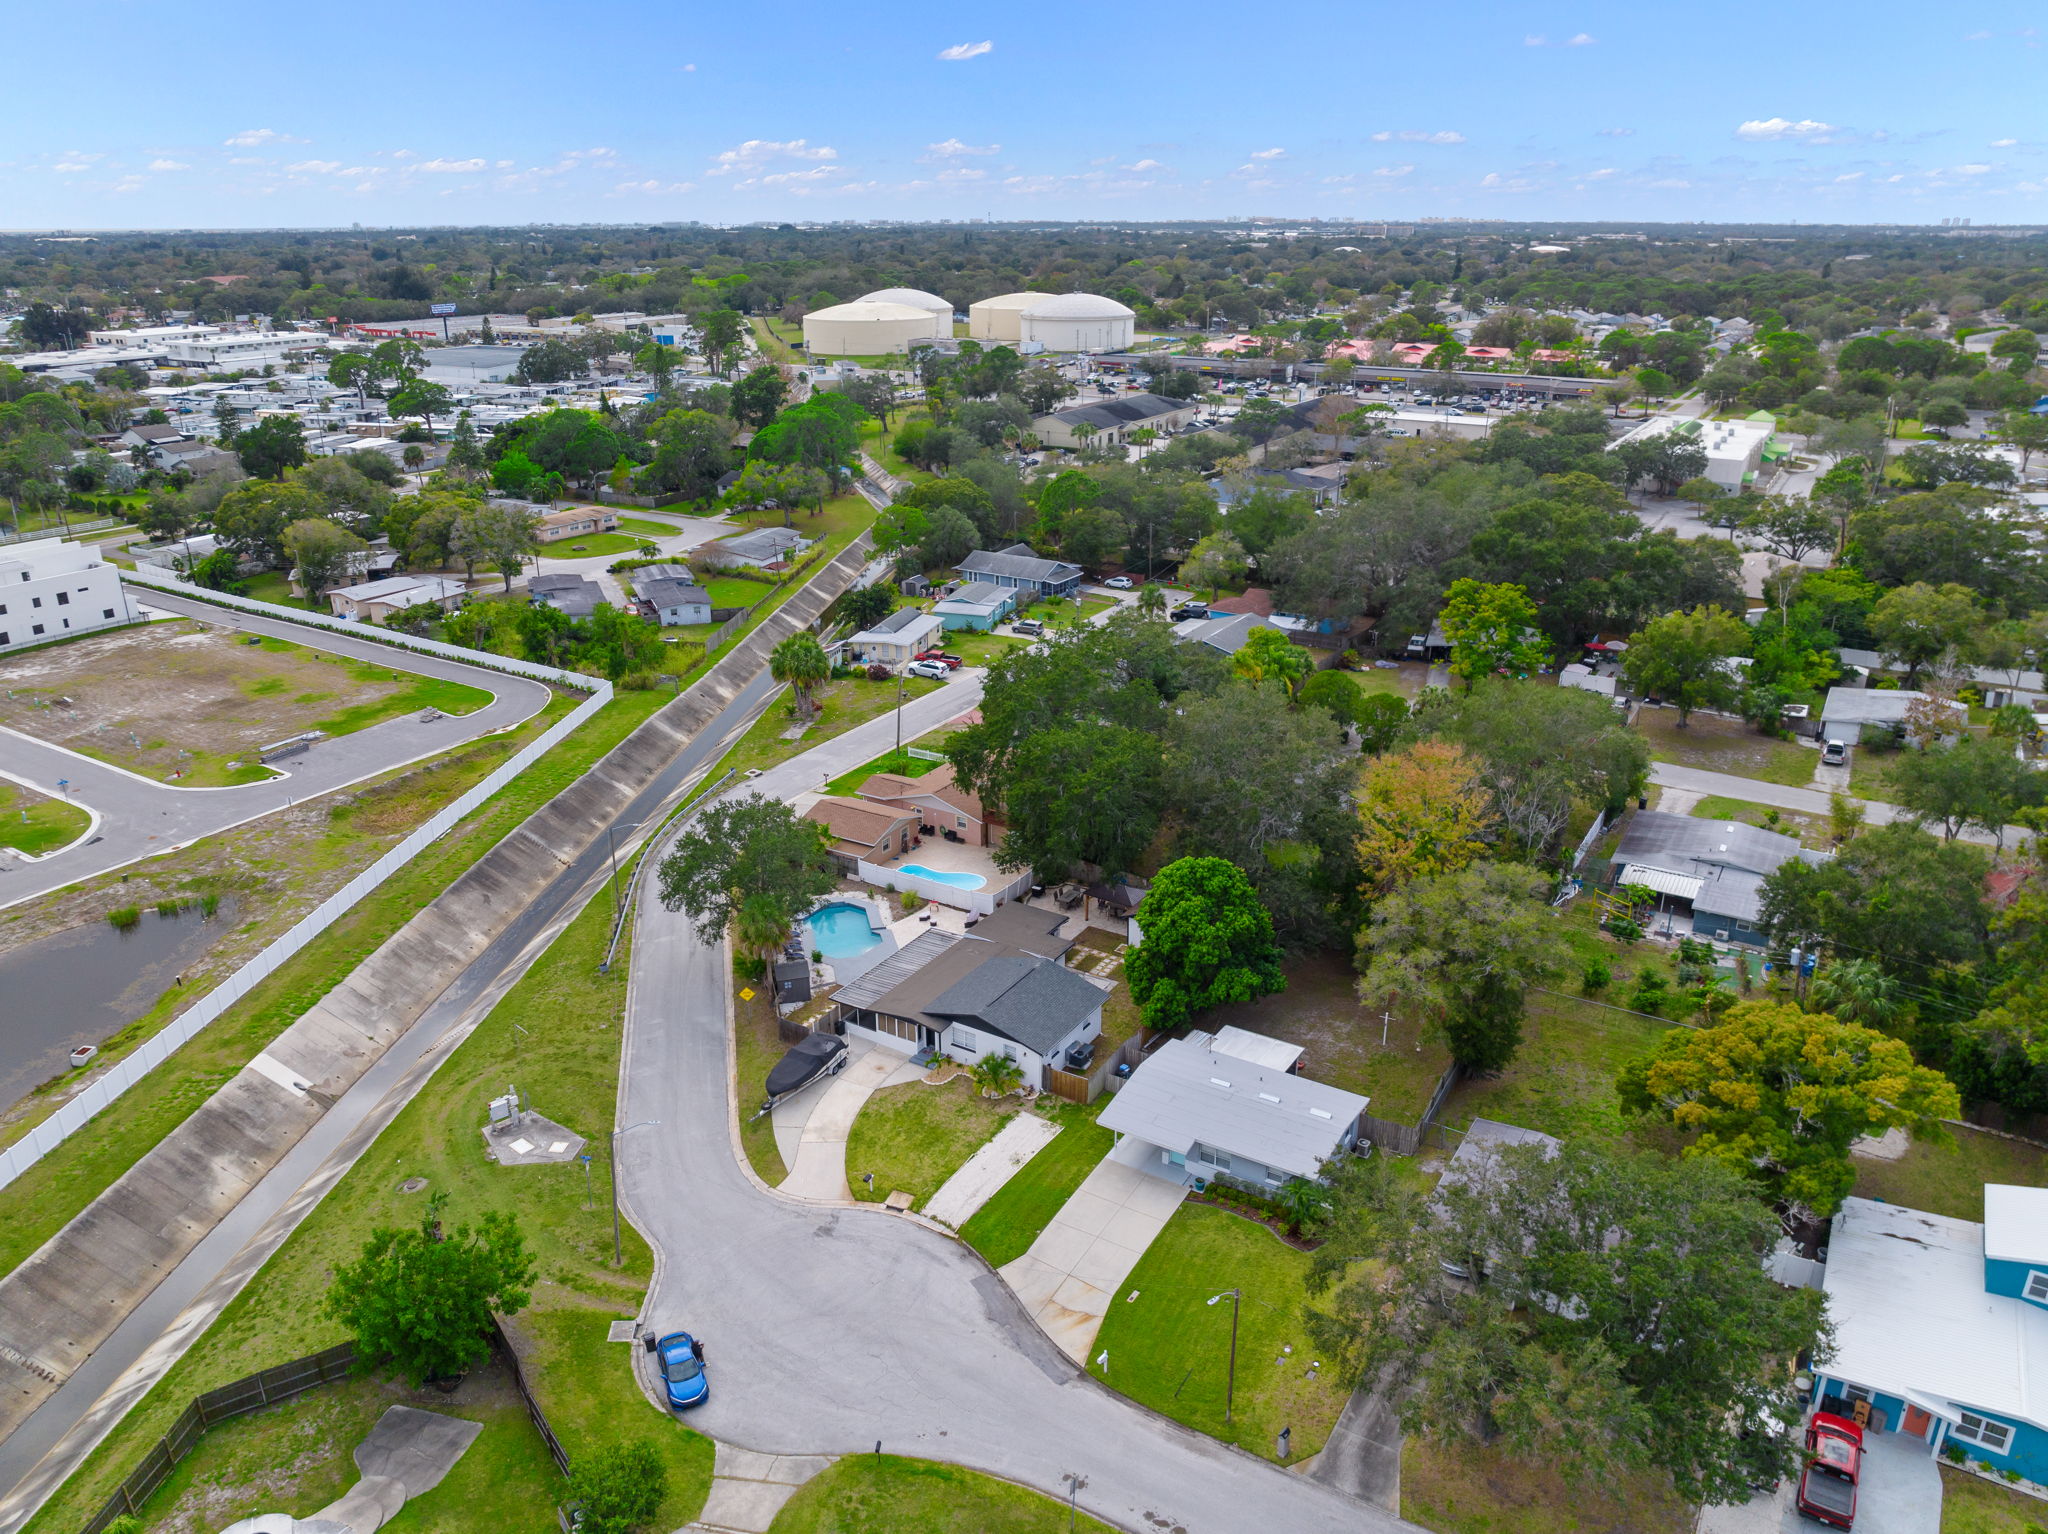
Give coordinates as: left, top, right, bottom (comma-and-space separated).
768, 1455, 1117, 1534
1635, 708, 1819, 787
733, 980, 791, 1184
1086, 1203, 1349, 1462
700, 575, 777, 609
1402, 1435, 1693, 1534
1848, 1123, 2048, 1222
0, 779, 90, 857
18, 863, 714, 1534
846, 1077, 1015, 1211
1443, 990, 1674, 1144
0, 687, 672, 1278
614, 516, 680, 537
0, 620, 494, 786
936, 627, 1026, 667
538, 531, 660, 558
1938, 1463, 2048, 1533
956, 1100, 1111, 1261
819, 731, 948, 796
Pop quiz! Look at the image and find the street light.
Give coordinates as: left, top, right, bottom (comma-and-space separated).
1062, 1472, 1089, 1532
610, 1120, 659, 1265
1206, 1288, 1242, 1424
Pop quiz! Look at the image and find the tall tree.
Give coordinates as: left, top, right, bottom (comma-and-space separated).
234, 415, 308, 480
696, 308, 747, 376
1618, 999, 1962, 1219
993, 723, 1165, 880
1437, 578, 1548, 691
1229, 626, 1312, 697
1125, 857, 1288, 1030
283, 516, 368, 600
730, 365, 788, 429
656, 794, 837, 951
1354, 741, 1495, 898
1622, 605, 1748, 727
323, 1193, 535, 1386
1869, 581, 1983, 686
1888, 733, 2045, 844
451, 500, 541, 590
1356, 860, 1566, 1071
770, 631, 831, 719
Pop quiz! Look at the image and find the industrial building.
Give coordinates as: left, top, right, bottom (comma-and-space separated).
0, 538, 138, 653
1608, 412, 1777, 490
802, 299, 949, 355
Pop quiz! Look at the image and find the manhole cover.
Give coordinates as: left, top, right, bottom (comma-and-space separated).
398, 1177, 429, 1193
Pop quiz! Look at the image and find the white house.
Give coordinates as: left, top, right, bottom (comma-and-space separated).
1819, 686, 1969, 745
0, 538, 138, 653
631, 571, 712, 626
163, 332, 328, 372
327, 575, 465, 623
1098, 1029, 1369, 1188
842, 606, 944, 669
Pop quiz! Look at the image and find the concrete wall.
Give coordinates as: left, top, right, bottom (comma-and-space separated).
0, 533, 874, 1443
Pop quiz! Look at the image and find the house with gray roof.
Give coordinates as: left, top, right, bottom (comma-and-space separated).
827, 905, 1103, 1084
1032, 392, 1200, 449
842, 604, 944, 669
697, 526, 814, 569
527, 571, 604, 619
1172, 609, 1281, 657
933, 580, 1017, 631
955, 542, 1083, 598
1820, 685, 1970, 744
630, 571, 711, 625
1607, 809, 1824, 946
1098, 1027, 1369, 1189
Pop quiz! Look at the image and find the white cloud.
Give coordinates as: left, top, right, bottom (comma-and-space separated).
147, 158, 190, 172
681, 63, 696, 72
1646, 177, 1692, 188
1371, 129, 1466, 144
1596, 127, 1634, 138
286, 160, 341, 174
224, 128, 305, 147
925, 137, 1000, 158
1565, 32, 1596, 45
417, 157, 487, 173
51, 161, 94, 174
1586, 167, 1616, 178
1524, 34, 1547, 45
1126, 158, 1166, 173
226, 156, 269, 166
1965, 28, 1992, 38
1735, 117, 1837, 141
1954, 162, 1992, 175
1250, 147, 1286, 160
1834, 171, 1864, 182
1373, 164, 1414, 177
614, 179, 696, 195
937, 40, 993, 60
1992, 137, 2018, 147
711, 138, 838, 174
496, 159, 515, 169
757, 165, 843, 186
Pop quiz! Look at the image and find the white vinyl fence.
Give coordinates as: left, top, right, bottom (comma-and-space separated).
0, 578, 610, 1190
854, 860, 1034, 918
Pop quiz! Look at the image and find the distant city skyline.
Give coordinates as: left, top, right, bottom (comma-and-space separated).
3, 0, 2042, 228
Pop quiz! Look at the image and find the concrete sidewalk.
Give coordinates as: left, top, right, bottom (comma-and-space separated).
777, 1044, 922, 1203
922, 1111, 1061, 1228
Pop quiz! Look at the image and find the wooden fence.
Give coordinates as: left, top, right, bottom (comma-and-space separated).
79, 1322, 568, 1533
1042, 1031, 1151, 1105
1355, 1062, 1464, 1156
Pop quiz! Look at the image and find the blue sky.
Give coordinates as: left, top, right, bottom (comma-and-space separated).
5, 0, 2044, 228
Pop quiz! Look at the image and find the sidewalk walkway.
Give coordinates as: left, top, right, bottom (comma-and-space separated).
1648, 761, 2030, 850
922, 1112, 1061, 1229
686, 1444, 836, 1534
778, 1044, 922, 1202
998, 1156, 1186, 1363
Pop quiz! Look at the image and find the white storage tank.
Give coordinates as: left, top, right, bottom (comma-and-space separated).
857, 287, 954, 338
1017, 292, 1137, 354
802, 300, 945, 356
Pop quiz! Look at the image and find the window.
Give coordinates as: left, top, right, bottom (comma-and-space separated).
31, 624, 44, 635
55, 591, 69, 606
2025, 1271, 2048, 1305
31, 596, 41, 608
952, 1028, 978, 1053
1197, 1146, 1232, 1171
1954, 1412, 2014, 1454
102, 608, 114, 620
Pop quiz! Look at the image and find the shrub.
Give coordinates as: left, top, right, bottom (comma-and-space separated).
1943, 1441, 1966, 1464
865, 663, 891, 681
106, 906, 140, 931
198, 893, 221, 918
1607, 915, 1644, 945
901, 889, 925, 913
1629, 967, 1670, 1016
155, 898, 182, 918
734, 953, 766, 981
566, 1440, 668, 1534
1582, 957, 1612, 994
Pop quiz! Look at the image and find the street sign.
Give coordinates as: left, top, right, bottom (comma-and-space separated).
430, 303, 457, 315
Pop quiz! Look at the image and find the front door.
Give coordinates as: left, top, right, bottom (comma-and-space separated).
1902, 1405, 1933, 1439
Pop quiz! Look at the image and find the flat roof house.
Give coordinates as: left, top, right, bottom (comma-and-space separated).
827, 907, 1103, 1085
1098, 1028, 1369, 1189
535, 507, 620, 545
1820, 686, 1969, 745
1606, 810, 1823, 946
0, 538, 137, 654
955, 543, 1083, 599
527, 572, 605, 619
932, 580, 1017, 631
1814, 1187, 2048, 1484
843, 606, 944, 669
698, 526, 814, 570
327, 575, 466, 623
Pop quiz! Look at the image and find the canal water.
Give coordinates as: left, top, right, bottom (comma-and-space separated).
0, 904, 235, 1108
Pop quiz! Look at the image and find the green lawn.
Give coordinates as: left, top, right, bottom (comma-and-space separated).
0, 688, 671, 1277
1850, 741, 1907, 802
1938, 1463, 2048, 1533
701, 575, 777, 609
957, 1101, 1112, 1261
1687, 792, 1831, 849
614, 516, 680, 538
18, 852, 713, 1534
1849, 1124, 2048, 1222
1087, 1203, 1349, 1462
0, 780, 90, 857
1442, 989, 1675, 1144
1403, 1434, 1693, 1534
538, 531, 660, 558
1635, 708, 1818, 787
768, 1455, 1117, 1534
846, 1077, 1015, 1211
820, 735, 946, 797
734, 980, 792, 1184
936, 627, 1027, 668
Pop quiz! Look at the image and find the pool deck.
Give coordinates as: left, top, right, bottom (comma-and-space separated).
866, 833, 1001, 887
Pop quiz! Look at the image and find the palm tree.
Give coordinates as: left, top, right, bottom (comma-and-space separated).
1807, 959, 1904, 1032
770, 632, 831, 720
1137, 583, 1167, 617
970, 1054, 1025, 1098
1273, 1177, 1331, 1238
732, 892, 792, 973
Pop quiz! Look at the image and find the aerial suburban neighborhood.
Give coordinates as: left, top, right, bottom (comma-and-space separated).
1, 12, 2047, 1534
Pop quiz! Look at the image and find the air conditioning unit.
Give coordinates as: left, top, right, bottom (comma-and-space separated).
1715, 930, 1731, 942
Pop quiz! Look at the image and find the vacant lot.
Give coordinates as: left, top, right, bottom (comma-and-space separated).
1939, 1462, 2048, 1533
0, 778, 89, 856
1635, 707, 1817, 787
1403, 1435, 1692, 1534
1444, 990, 1673, 1145
1849, 1123, 2048, 1222
0, 621, 493, 785
1687, 792, 1831, 849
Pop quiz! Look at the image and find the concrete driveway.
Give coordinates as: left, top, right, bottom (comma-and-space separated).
0, 592, 553, 907
998, 1150, 1188, 1364
1698, 1427, 1942, 1534
775, 1042, 922, 1203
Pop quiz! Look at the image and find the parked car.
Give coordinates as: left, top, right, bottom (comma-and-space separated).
1011, 619, 1044, 637
915, 649, 963, 669
1102, 575, 1134, 589
1171, 602, 1209, 621
1794, 1412, 1862, 1529
906, 659, 952, 680
1821, 739, 1849, 767
651, 1331, 709, 1410
1404, 634, 1429, 659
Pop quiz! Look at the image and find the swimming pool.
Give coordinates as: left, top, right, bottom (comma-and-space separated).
897, 863, 988, 891
805, 902, 883, 958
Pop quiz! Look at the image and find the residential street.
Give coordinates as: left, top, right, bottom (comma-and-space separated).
0, 591, 554, 907
1647, 761, 2029, 850
618, 865, 1421, 1534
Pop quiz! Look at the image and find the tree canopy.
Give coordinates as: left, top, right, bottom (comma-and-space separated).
1125, 857, 1288, 1030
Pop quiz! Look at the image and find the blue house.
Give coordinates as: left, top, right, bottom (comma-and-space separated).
933, 580, 1017, 631
1606, 811, 1823, 947
955, 543, 1084, 598
1815, 1189, 2048, 1484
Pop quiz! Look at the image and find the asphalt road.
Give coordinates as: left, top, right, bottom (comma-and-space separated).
0, 593, 554, 907
618, 881, 1422, 1534
0, 665, 781, 1531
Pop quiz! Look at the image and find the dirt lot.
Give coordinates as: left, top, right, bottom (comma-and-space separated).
0, 620, 492, 786
1634, 706, 1819, 787
1202, 951, 1453, 1121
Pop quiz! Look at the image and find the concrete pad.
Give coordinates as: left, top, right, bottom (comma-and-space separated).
1853, 1127, 1911, 1161
923, 1111, 1060, 1227
1070, 1234, 1146, 1290
352, 1405, 485, 1497
483, 1110, 586, 1166
998, 1253, 1066, 1313
1123, 1176, 1196, 1219
694, 1476, 799, 1532
1052, 1189, 1121, 1237
1026, 1218, 1098, 1271
313, 1474, 407, 1534
780, 1044, 901, 1202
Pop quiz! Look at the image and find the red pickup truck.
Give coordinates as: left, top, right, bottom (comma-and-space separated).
1796, 1412, 1863, 1529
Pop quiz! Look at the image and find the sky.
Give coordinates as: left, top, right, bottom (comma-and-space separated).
4, 0, 2046, 229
